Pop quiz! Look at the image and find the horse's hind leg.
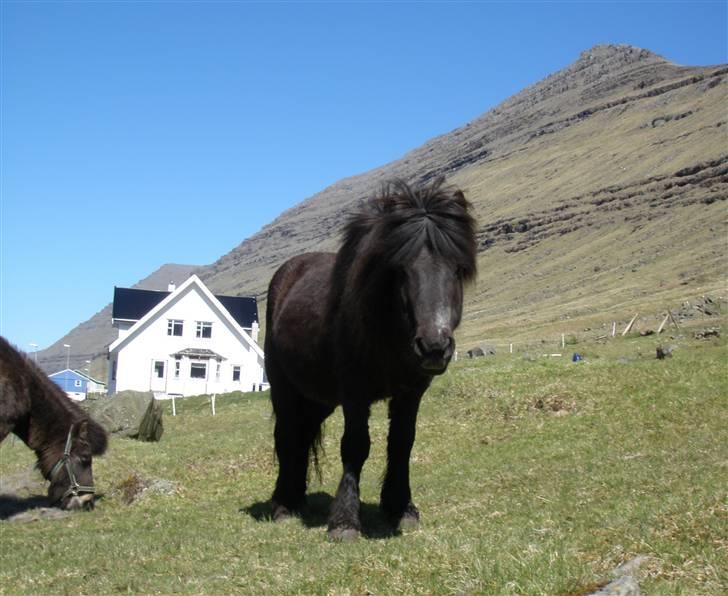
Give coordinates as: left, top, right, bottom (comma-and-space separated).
271, 390, 332, 520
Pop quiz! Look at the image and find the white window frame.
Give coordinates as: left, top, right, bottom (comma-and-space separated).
167, 319, 184, 337
190, 361, 207, 379
154, 361, 165, 379
195, 321, 213, 339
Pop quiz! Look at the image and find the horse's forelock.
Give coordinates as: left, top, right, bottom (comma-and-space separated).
344, 177, 477, 280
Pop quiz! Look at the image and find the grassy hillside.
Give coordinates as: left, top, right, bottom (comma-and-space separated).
450, 65, 727, 350
2, 321, 725, 594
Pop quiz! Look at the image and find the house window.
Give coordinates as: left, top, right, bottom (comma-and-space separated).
190, 362, 207, 379
196, 321, 212, 339
167, 319, 183, 336
74, 380, 82, 388
232, 366, 241, 382
174, 360, 181, 379
215, 360, 221, 381
154, 361, 165, 378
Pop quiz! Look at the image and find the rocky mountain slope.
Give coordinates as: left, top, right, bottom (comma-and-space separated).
199, 44, 726, 346
41, 44, 727, 372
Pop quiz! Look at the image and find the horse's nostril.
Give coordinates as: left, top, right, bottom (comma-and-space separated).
414, 334, 453, 358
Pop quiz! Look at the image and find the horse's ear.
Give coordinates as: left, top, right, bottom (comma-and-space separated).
77, 419, 89, 442
78, 417, 108, 456
452, 189, 468, 207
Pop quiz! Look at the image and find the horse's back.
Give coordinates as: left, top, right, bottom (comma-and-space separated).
265, 253, 337, 403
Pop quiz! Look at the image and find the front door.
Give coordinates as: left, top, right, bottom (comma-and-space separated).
151, 360, 167, 393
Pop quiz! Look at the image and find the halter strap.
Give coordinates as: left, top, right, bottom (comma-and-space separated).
49, 425, 96, 503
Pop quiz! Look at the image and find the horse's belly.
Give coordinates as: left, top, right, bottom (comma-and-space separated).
267, 253, 338, 405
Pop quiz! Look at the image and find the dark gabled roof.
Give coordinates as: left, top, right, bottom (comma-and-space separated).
216, 295, 259, 328
112, 286, 259, 329
112, 288, 168, 321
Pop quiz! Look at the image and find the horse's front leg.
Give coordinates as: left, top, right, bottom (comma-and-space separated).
327, 399, 370, 541
380, 394, 422, 531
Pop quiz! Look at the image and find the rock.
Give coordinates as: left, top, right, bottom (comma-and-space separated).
656, 345, 673, 359
694, 327, 721, 339
137, 398, 164, 442
467, 345, 496, 358
588, 556, 647, 596
85, 391, 163, 440
589, 575, 640, 595
114, 473, 180, 505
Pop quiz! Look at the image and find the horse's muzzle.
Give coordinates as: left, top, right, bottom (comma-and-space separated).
414, 334, 454, 374
63, 493, 95, 511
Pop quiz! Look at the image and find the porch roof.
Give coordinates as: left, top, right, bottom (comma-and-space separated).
171, 348, 226, 360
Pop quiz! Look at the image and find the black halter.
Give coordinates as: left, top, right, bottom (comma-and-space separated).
49, 425, 95, 502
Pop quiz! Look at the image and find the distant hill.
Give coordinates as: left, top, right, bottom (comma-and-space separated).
37, 264, 199, 375
44, 44, 727, 372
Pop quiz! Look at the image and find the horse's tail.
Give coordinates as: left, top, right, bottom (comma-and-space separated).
269, 395, 328, 484
309, 422, 326, 483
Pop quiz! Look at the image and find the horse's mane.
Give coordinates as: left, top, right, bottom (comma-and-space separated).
334, 177, 477, 297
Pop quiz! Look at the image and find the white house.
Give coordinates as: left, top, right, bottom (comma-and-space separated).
107, 275, 265, 398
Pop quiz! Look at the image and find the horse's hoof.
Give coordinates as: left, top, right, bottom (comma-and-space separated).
327, 526, 361, 542
396, 503, 420, 532
271, 502, 295, 522
397, 512, 420, 532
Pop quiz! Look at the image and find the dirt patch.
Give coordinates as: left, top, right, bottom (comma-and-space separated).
532, 395, 577, 416
0, 468, 71, 522
111, 473, 181, 505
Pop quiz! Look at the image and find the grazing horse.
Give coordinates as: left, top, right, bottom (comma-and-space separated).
265, 177, 477, 540
0, 336, 108, 510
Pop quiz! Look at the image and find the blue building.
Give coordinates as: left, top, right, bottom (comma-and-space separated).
49, 369, 91, 401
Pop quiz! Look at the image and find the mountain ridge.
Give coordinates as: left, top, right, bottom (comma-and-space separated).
35, 44, 727, 375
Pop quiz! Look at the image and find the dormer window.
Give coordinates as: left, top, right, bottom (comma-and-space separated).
196, 321, 212, 339
167, 319, 183, 336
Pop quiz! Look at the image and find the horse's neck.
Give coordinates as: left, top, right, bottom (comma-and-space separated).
24, 401, 68, 478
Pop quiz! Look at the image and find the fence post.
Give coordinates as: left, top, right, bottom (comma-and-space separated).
172, 394, 176, 417
211, 394, 216, 416
622, 313, 639, 336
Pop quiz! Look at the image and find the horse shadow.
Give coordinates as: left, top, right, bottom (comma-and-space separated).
0, 493, 51, 520
242, 492, 399, 540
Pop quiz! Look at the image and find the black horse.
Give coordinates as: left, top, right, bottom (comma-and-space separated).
0, 336, 108, 510
264, 177, 477, 540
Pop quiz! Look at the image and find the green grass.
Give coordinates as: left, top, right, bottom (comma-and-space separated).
1, 331, 726, 594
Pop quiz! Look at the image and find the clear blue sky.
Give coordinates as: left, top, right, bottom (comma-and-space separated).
1, 1, 726, 352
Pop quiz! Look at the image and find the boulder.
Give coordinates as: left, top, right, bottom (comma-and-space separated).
656, 345, 673, 359
85, 391, 163, 441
